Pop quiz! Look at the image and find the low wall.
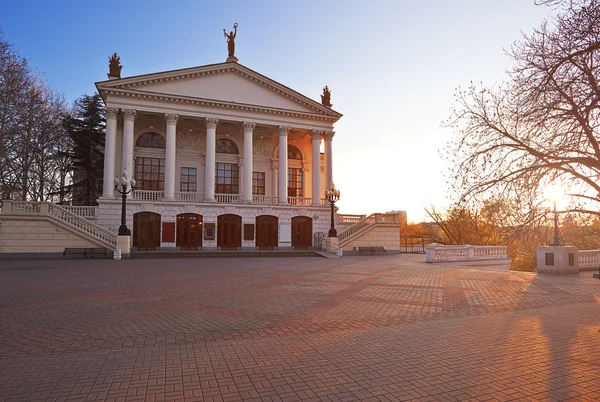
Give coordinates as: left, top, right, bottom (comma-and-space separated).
341, 224, 401, 251
426, 244, 508, 262
0, 215, 101, 254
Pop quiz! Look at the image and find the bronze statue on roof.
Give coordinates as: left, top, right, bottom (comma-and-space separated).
223, 23, 238, 58
321, 85, 332, 107
108, 53, 122, 79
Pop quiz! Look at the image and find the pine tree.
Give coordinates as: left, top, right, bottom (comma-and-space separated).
63, 93, 105, 205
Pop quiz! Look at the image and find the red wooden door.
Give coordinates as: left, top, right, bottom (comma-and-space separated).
177, 213, 202, 250
133, 212, 161, 250
217, 214, 241, 250
256, 215, 278, 250
291, 216, 312, 250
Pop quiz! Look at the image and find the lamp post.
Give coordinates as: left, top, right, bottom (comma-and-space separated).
551, 198, 561, 246
114, 169, 136, 236
546, 184, 563, 247
325, 183, 340, 237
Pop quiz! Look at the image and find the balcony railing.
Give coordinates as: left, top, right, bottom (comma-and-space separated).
128, 190, 327, 207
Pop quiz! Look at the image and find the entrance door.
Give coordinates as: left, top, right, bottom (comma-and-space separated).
291, 216, 312, 250
217, 214, 241, 250
256, 215, 278, 250
133, 212, 161, 250
177, 213, 202, 250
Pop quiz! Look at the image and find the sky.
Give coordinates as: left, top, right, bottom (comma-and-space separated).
1, 0, 553, 222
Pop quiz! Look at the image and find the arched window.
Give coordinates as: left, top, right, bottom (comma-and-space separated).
136, 132, 166, 148
288, 145, 302, 160
216, 138, 239, 154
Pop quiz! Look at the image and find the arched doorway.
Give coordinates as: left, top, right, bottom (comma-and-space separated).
177, 213, 202, 250
217, 214, 241, 250
133, 212, 161, 250
256, 215, 278, 250
291, 216, 312, 250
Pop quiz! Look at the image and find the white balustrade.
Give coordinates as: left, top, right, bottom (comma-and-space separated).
253, 195, 279, 205
61, 206, 97, 219
174, 192, 204, 203
288, 197, 313, 206
215, 193, 243, 203
338, 214, 367, 224
338, 213, 401, 243
11, 201, 41, 215
578, 250, 600, 269
132, 190, 164, 201
425, 244, 508, 263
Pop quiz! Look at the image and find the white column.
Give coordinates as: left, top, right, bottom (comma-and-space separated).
243, 122, 255, 203
122, 109, 136, 194
278, 126, 290, 205
311, 130, 322, 206
164, 113, 178, 201
324, 131, 334, 190
271, 165, 277, 201
102, 107, 119, 198
204, 117, 218, 202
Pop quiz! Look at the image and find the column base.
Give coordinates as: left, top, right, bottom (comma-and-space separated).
100, 195, 117, 200
242, 199, 253, 204
162, 197, 175, 202
204, 198, 215, 203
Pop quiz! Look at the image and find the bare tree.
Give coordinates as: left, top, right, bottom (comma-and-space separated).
445, 0, 600, 216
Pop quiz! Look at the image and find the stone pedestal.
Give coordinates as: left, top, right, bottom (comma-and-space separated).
323, 236, 340, 254
226, 56, 238, 63
117, 235, 131, 258
536, 245, 579, 274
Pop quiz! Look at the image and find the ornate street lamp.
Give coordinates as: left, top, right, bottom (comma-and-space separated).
325, 183, 340, 238
114, 169, 136, 236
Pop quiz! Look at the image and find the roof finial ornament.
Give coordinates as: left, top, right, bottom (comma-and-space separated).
321, 85, 332, 108
107, 53, 122, 80
223, 22, 239, 63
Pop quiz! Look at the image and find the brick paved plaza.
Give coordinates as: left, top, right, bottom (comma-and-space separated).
1, 255, 599, 401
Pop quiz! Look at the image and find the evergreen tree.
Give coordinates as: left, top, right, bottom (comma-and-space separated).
63, 93, 105, 205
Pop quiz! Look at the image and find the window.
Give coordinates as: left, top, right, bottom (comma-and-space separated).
136, 133, 166, 148
252, 172, 265, 195
216, 139, 239, 154
216, 163, 239, 194
135, 157, 165, 190
288, 145, 302, 160
180, 167, 197, 192
288, 168, 303, 197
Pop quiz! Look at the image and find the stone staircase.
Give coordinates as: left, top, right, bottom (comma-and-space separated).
337, 212, 402, 249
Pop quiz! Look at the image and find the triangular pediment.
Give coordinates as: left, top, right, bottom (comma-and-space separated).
96, 63, 342, 120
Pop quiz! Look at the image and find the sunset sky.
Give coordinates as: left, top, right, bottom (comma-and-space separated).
2, 0, 553, 221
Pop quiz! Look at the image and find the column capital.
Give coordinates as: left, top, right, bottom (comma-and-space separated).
165, 113, 179, 125
206, 117, 219, 129
311, 129, 323, 140
243, 121, 256, 131
278, 126, 291, 136
323, 131, 335, 141
106, 107, 119, 119
122, 109, 137, 121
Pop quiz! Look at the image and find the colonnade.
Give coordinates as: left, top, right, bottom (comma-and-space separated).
101, 108, 335, 206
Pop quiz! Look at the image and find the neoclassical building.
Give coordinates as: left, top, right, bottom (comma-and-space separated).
95, 57, 342, 251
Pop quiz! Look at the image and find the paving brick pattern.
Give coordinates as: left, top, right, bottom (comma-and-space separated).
1, 255, 599, 401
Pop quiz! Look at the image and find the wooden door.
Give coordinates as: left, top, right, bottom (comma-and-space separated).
133, 212, 161, 250
256, 215, 278, 250
217, 214, 241, 250
177, 213, 202, 250
291, 216, 312, 250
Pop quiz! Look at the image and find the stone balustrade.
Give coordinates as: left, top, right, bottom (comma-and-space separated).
426, 244, 508, 263
578, 249, 600, 269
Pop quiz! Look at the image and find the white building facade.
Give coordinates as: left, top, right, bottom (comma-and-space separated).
95, 61, 342, 251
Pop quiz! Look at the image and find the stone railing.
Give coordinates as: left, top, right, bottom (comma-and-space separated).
425, 244, 508, 263
1, 201, 116, 247
338, 213, 402, 243
338, 214, 367, 224
61, 206, 97, 219
253, 195, 279, 205
288, 197, 313, 206
132, 190, 163, 201
579, 249, 600, 269
175, 191, 204, 203
215, 193, 243, 204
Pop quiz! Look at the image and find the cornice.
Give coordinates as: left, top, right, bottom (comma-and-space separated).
96, 62, 342, 120
100, 88, 338, 123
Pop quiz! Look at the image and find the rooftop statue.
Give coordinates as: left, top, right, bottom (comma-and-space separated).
223, 23, 238, 58
108, 53, 122, 79
321, 85, 332, 107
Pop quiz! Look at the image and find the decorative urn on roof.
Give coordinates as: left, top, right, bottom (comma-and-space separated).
107, 53, 122, 80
